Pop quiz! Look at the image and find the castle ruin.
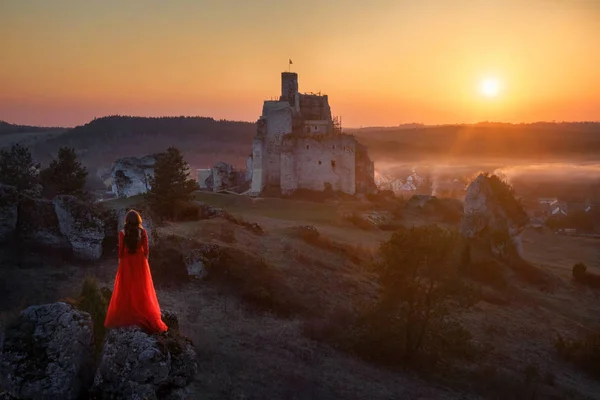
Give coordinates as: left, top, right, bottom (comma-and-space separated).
248, 71, 376, 196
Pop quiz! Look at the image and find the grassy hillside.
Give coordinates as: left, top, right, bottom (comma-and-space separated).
3, 192, 600, 398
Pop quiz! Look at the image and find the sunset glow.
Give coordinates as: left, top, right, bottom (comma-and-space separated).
1, 0, 599, 127
481, 79, 501, 98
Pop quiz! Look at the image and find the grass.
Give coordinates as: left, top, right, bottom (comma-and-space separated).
3, 191, 600, 399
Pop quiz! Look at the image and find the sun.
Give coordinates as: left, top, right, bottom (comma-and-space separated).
480, 78, 501, 97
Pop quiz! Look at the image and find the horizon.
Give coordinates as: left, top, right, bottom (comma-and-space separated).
3, 115, 600, 130
2, 0, 599, 127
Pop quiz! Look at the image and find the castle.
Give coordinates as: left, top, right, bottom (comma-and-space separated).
248, 71, 376, 196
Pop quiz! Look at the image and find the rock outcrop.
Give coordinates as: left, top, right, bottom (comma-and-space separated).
0, 302, 95, 400
16, 196, 71, 251
0, 184, 18, 243
211, 162, 236, 192
91, 324, 197, 399
460, 174, 529, 256
111, 155, 158, 198
184, 243, 222, 279
53, 195, 105, 261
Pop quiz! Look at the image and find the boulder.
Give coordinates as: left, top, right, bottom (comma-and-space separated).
90, 323, 197, 399
184, 243, 222, 279
111, 155, 158, 198
0, 184, 18, 242
16, 196, 71, 251
211, 162, 236, 192
0, 302, 95, 400
53, 195, 105, 261
460, 174, 529, 256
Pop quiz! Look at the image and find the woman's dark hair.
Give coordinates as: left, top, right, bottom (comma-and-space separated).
123, 210, 143, 254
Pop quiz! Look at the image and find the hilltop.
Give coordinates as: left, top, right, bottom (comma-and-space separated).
3, 117, 600, 191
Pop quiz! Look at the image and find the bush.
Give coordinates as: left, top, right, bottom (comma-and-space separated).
148, 246, 190, 287
571, 262, 600, 289
555, 333, 600, 379
76, 277, 110, 356
204, 247, 305, 317
572, 262, 587, 280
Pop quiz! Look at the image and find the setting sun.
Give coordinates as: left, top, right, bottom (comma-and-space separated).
481, 78, 501, 98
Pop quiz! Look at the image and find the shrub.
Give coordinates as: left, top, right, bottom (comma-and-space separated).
148, 246, 190, 287
204, 247, 305, 317
555, 333, 600, 379
76, 277, 110, 356
573, 262, 587, 279
571, 262, 600, 289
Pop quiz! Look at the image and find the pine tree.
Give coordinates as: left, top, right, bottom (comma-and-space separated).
146, 147, 197, 220
0, 143, 40, 193
40, 147, 88, 198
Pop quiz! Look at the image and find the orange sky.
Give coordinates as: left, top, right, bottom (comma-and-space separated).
1, 0, 599, 127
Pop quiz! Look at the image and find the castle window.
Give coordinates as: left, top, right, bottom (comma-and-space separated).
331, 160, 336, 168
332, 145, 336, 150
306, 144, 309, 150
318, 160, 322, 165
314, 126, 318, 131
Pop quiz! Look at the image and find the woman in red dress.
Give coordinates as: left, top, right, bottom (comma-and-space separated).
104, 210, 168, 333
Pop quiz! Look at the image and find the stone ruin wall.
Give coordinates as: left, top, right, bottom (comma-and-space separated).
264, 105, 293, 187
281, 135, 357, 195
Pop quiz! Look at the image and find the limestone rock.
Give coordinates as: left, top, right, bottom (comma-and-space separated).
0, 302, 95, 400
460, 174, 529, 255
184, 243, 222, 279
53, 195, 105, 261
211, 162, 236, 192
0, 184, 18, 243
16, 196, 71, 251
195, 202, 225, 219
111, 155, 157, 198
91, 324, 197, 399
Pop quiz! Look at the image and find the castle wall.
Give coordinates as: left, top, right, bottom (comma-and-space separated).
264, 103, 293, 187
355, 143, 377, 194
302, 120, 331, 135
250, 137, 265, 194
281, 135, 357, 195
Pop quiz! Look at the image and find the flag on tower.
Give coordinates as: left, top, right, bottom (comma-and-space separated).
289, 59, 293, 65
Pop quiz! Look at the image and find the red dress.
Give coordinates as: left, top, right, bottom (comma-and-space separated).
104, 228, 168, 333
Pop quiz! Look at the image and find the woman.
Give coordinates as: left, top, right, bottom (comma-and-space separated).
104, 210, 168, 333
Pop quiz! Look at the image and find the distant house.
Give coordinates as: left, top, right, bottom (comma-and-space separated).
550, 202, 568, 217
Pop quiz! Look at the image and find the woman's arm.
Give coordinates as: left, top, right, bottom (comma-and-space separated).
142, 229, 149, 258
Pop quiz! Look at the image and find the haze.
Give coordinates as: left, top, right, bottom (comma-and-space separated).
1, 0, 599, 127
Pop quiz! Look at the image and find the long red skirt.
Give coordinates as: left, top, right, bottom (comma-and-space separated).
104, 250, 167, 333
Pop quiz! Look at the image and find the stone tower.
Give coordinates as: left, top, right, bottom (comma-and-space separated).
280, 72, 299, 112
